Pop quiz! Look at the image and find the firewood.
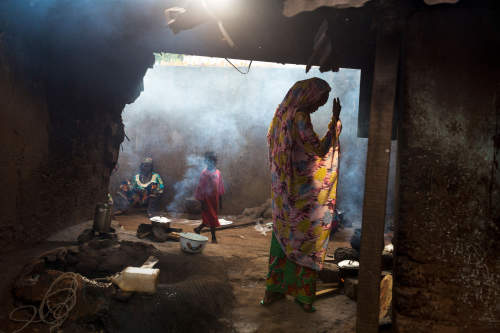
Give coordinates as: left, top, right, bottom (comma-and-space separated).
315, 287, 338, 297
166, 232, 181, 241
137, 232, 151, 239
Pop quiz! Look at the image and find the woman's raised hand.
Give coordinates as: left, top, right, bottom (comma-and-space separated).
332, 97, 341, 120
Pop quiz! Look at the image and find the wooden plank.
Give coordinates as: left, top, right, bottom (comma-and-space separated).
200, 220, 258, 232
356, 27, 400, 333
317, 282, 339, 289
315, 288, 339, 297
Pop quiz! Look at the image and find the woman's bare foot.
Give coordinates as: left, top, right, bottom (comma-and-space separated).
260, 290, 285, 306
302, 303, 314, 312
294, 299, 316, 313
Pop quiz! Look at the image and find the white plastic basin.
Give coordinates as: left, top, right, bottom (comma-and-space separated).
179, 232, 208, 254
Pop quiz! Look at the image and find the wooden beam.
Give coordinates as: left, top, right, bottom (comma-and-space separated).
356, 27, 400, 333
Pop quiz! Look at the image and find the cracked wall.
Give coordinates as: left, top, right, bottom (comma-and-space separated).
394, 5, 500, 332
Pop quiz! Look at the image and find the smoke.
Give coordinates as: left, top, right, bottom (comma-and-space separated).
3, 0, 395, 220
166, 154, 205, 213
311, 69, 367, 226
112, 58, 383, 216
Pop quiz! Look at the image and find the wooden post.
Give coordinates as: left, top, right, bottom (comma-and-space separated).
356, 27, 400, 333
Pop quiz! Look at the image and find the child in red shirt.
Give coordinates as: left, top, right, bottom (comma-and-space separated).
194, 152, 225, 243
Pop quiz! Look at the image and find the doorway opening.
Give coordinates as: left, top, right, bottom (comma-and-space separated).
108, 52, 395, 332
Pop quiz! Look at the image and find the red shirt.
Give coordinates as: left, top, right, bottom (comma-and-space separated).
195, 169, 225, 227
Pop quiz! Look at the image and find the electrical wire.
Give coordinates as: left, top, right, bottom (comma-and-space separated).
224, 58, 253, 74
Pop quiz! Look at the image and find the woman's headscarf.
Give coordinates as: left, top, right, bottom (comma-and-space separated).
267, 78, 331, 176
140, 157, 154, 176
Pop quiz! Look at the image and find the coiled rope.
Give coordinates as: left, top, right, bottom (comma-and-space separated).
9, 272, 79, 333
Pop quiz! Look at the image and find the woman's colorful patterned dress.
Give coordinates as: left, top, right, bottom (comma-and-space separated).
266, 78, 341, 304
131, 172, 164, 204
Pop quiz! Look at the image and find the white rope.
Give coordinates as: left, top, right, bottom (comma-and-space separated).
8, 305, 39, 333
9, 272, 80, 333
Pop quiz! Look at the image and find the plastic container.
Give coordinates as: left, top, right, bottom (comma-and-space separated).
179, 232, 208, 254
111, 267, 160, 293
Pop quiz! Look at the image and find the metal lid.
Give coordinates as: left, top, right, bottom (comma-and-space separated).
179, 232, 209, 242
338, 260, 360, 269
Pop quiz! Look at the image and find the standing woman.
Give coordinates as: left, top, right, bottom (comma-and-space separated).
262, 78, 342, 312
194, 152, 225, 243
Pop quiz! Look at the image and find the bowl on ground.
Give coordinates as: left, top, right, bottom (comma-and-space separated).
179, 232, 208, 254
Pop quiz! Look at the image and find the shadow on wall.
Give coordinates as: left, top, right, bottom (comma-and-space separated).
111, 61, 374, 216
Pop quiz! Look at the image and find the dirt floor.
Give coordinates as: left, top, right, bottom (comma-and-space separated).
0, 213, 389, 333
116, 213, 359, 333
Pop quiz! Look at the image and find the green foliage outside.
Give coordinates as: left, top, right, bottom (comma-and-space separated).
154, 53, 185, 64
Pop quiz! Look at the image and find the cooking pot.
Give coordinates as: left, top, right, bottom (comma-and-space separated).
338, 259, 360, 278
184, 197, 201, 214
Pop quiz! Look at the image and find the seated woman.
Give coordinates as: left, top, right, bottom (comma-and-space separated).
131, 157, 165, 217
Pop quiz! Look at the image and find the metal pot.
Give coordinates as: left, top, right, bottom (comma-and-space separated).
183, 197, 201, 214
338, 260, 360, 278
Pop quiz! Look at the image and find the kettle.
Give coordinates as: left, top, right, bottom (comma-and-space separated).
93, 203, 112, 232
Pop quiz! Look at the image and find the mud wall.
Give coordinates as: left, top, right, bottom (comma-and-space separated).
394, 5, 500, 332
0, 45, 50, 251
0, 36, 126, 252
0, 1, 159, 251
